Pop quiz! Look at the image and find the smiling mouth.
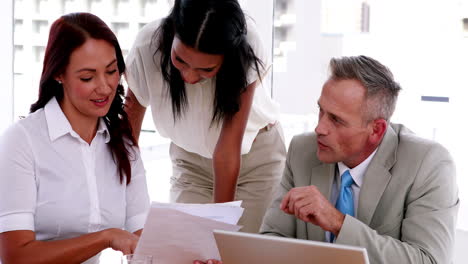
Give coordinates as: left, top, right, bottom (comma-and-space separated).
91, 97, 109, 106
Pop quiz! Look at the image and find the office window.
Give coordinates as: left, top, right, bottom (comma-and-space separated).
89, 0, 106, 14
139, 22, 147, 30
63, 0, 83, 13
321, 0, 367, 34
14, 19, 24, 36
361, 1, 370, 33
32, 19, 48, 34
14, 45, 24, 72
32, 45, 45, 62
141, 0, 172, 18
273, 0, 296, 73
113, 0, 130, 16
35, 0, 47, 13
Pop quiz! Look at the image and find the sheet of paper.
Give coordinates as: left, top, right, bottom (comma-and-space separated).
151, 201, 244, 225
135, 202, 243, 264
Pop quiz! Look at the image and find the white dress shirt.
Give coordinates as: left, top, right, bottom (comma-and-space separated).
326, 149, 378, 242
0, 98, 150, 254
125, 18, 280, 158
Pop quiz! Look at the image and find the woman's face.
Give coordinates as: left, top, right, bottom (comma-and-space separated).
170, 36, 224, 84
57, 38, 120, 123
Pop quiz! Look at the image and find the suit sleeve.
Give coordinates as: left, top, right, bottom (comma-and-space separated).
336, 143, 459, 264
259, 136, 298, 238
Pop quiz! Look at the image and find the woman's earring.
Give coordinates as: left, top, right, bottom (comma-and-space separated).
57, 80, 62, 84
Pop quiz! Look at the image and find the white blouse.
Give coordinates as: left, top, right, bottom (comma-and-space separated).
126, 18, 280, 158
0, 98, 150, 244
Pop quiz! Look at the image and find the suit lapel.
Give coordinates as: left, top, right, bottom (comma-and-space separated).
358, 125, 398, 225
306, 162, 335, 241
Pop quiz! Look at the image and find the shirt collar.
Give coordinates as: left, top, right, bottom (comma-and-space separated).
44, 97, 110, 143
97, 118, 111, 143
337, 148, 378, 188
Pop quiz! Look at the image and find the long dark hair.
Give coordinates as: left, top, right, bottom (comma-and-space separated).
30, 12, 137, 185
154, 0, 263, 123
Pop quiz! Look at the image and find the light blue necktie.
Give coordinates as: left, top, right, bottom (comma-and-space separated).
331, 170, 355, 242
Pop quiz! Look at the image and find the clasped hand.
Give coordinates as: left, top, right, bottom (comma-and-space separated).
280, 186, 345, 235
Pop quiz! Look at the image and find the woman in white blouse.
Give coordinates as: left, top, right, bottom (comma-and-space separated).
0, 13, 150, 263
125, 0, 286, 233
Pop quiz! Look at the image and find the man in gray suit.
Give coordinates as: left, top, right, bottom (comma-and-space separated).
260, 55, 459, 264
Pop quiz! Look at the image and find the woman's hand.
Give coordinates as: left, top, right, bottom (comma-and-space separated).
103, 228, 140, 255
0, 228, 137, 263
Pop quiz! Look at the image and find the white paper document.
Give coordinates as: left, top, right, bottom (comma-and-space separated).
150, 201, 244, 225
135, 201, 244, 264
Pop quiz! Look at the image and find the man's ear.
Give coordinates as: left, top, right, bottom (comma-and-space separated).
369, 119, 387, 145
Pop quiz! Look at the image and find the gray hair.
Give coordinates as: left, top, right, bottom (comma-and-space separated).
329, 55, 401, 121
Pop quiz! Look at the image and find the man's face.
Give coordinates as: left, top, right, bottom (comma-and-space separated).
315, 79, 374, 168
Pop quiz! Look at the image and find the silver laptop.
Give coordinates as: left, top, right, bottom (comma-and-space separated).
213, 230, 370, 264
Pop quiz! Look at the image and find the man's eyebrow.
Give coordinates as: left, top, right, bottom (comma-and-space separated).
318, 102, 347, 123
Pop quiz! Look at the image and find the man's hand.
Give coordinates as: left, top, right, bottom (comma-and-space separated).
280, 186, 345, 235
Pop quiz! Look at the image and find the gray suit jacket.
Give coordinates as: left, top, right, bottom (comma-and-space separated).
260, 123, 459, 264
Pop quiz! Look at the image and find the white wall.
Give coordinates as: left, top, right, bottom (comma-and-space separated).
0, 0, 13, 133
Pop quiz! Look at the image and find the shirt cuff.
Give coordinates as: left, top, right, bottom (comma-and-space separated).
0, 212, 34, 233
125, 212, 148, 233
